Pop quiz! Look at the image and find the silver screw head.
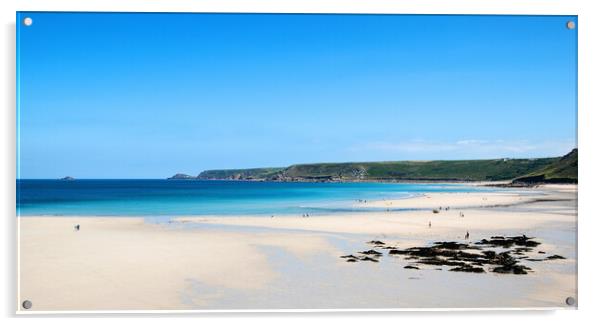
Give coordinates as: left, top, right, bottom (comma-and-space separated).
23, 17, 33, 26
566, 21, 575, 29
566, 296, 576, 306
22, 300, 32, 309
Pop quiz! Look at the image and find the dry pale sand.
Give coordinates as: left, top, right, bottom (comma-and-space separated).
18, 185, 577, 311
355, 191, 529, 209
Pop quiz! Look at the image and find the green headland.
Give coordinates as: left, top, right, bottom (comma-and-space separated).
169, 149, 577, 184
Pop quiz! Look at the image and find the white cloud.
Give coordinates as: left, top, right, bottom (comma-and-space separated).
455, 139, 488, 146
348, 139, 575, 159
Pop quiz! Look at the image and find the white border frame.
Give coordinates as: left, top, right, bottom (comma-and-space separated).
3, 0, 601, 323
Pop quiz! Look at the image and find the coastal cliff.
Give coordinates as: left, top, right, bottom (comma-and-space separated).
169, 149, 577, 184
512, 149, 577, 184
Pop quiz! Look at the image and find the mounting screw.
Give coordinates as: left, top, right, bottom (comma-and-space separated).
22, 300, 32, 309
566, 21, 575, 30
23, 17, 33, 26
565, 296, 575, 306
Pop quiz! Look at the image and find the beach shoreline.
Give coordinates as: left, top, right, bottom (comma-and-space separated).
18, 185, 577, 311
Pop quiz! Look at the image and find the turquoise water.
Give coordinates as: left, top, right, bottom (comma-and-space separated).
17, 179, 494, 217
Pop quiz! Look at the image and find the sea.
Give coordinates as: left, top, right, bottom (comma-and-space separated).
16, 179, 494, 217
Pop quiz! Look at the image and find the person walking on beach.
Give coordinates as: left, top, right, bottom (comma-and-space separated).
465, 231, 469, 240
428, 221, 431, 228
74, 224, 80, 231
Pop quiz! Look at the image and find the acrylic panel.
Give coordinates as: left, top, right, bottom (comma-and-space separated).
16, 12, 577, 312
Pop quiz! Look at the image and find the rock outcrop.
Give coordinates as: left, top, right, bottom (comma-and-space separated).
340, 235, 567, 275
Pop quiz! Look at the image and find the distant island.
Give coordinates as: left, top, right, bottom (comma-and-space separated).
167, 173, 196, 180
60, 176, 75, 181
169, 149, 577, 184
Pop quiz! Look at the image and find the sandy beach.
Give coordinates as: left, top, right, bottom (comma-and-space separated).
18, 185, 577, 311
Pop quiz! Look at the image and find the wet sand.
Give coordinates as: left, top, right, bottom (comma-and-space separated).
18, 185, 577, 311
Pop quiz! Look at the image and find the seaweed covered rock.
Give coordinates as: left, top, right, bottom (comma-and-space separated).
338, 235, 564, 275
450, 265, 485, 273
476, 235, 540, 248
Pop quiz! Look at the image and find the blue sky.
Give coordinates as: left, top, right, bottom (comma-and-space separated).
17, 13, 577, 178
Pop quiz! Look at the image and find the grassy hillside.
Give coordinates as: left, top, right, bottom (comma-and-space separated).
177, 149, 577, 183
188, 154, 578, 182
513, 149, 577, 184
282, 158, 558, 181
197, 167, 284, 180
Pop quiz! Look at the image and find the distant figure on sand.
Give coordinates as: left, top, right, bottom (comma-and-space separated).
465, 231, 469, 240
428, 221, 431, 228
74, 224, 80, 231
459, 212, 464, 218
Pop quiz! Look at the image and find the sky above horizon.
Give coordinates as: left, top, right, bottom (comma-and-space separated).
17, 13, 577, 178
